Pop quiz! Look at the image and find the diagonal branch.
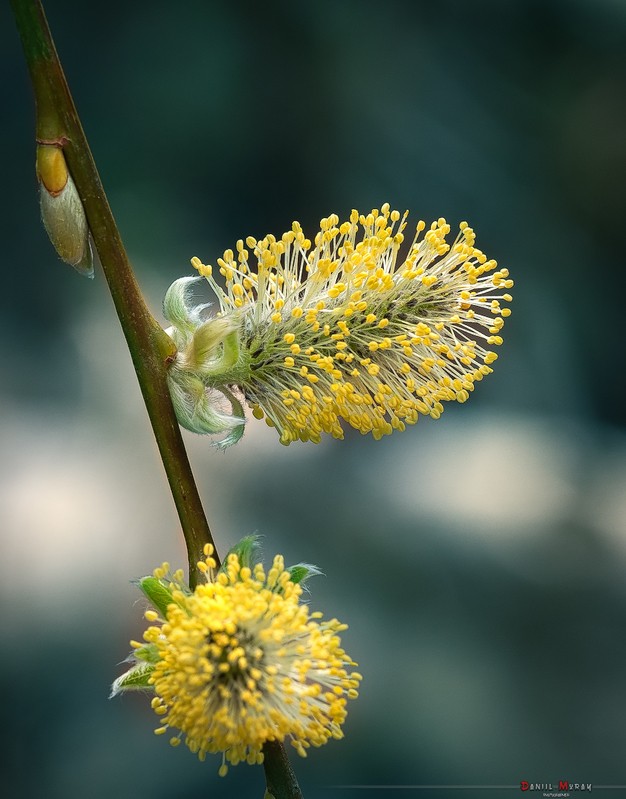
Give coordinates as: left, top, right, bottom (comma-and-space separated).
11, 2, 304, 796
10, 0, 217, 583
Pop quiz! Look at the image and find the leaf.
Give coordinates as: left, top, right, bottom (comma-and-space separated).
288, 563, 323, 586
132, 643, 160, 664
137, 576, 176, 618
162, 276, 199, 335
110, 661, 155, 698
221, 534, 262, 572
191, 320, 239, 370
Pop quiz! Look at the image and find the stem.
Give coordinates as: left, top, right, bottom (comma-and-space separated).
262, 741, 304, 799
10, 0, 216, 582
12, 1, 303, 796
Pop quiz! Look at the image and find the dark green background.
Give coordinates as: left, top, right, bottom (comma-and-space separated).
2, 1, 626, 798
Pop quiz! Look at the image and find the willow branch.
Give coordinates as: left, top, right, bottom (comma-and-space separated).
262, 740, 303, 799
11, 1, 303, 795
10, 0, 217, 582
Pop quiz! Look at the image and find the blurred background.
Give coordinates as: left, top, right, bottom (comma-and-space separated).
2, 0, 626, 797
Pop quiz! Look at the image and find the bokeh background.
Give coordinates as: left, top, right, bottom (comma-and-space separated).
2, 1, 626, 797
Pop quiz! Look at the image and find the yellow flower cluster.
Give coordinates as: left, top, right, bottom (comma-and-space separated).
140, 547, 361, 774
189, 203, 512, 445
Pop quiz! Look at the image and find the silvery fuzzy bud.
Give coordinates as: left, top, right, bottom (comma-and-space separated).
37, 144, 93, 277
